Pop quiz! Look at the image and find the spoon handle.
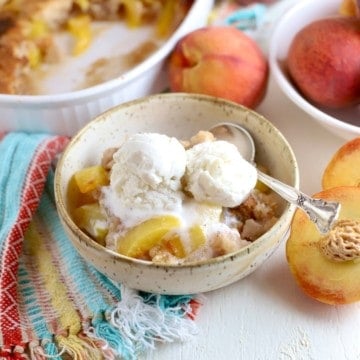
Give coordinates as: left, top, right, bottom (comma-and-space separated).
257, 171, 340, 234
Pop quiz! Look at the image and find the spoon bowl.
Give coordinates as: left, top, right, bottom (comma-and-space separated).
209, 122, 340, 234
210, 121, 256, 163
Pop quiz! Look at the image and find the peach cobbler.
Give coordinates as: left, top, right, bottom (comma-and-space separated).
68, 130, 280, 265
0, 0, 193, 94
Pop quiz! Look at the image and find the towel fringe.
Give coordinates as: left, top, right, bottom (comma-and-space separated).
0, 344, 29, 359
36, 339, 64, 360
88, 319, 128, 359
109, 287, 199, 358
79, 331, 115, 360
2, 329, 115, 360
55, 334, 103, 360
0, 292, 202, 360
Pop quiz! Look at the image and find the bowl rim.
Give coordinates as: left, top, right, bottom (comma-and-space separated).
54, 92, 299, 269
268, 0, 360, 136
0, 0, 211, 105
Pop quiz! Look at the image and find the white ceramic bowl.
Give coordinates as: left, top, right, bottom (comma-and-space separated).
0, 0, 213, 137
54, 93, 299, 295
269, 0, 360, 141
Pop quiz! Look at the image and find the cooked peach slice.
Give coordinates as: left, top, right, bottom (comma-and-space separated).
117, 215, 182, 258
67, 14, 92, 56
286, 186, 360, 305
68, 165, 109, 211
322, 137, 360, 189
188, 225, 207, 252
163, 224, 206, 258
73, 203, 108, 246
162, 202, 221, 258
74, 165, 109, 193
67, 175, 97, 212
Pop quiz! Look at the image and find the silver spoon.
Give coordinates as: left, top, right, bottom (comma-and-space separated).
209, 122, 340, 234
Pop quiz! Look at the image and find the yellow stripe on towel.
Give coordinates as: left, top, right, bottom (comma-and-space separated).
26, 219, 104, 359
26, 221, 81, 335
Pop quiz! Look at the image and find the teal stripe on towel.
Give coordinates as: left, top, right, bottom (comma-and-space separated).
0, 132, 48, 244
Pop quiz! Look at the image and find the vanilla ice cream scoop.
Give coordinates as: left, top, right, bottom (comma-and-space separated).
101, 133, 186, 227
184, 140, 257, 207
111, 133, 186, 190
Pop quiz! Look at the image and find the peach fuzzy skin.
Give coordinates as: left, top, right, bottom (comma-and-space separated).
286, 186, 360, 305
287, 17, 360, 109
322, 137, 360, 190
168, 26, 269, 109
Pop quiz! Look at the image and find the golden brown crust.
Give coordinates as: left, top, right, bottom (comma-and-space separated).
0, 1, 70, 94
0, 45, 27, 94
87, 0, 123, 21
0, 0, 192, 95
20, 0, 73, 29
0, 13, 31, 94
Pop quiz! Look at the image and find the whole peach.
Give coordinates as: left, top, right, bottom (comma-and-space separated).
287, 17, 360, 109
167, 26, 269, 109
322, 137, 360, 190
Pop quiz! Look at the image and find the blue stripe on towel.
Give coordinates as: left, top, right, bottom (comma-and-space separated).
0, 133, 48, 245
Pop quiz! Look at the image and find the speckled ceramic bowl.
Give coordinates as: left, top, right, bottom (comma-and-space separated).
54, 93, 299, 295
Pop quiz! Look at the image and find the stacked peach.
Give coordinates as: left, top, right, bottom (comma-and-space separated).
286, 138, 360, 305
286, 0, 360, 109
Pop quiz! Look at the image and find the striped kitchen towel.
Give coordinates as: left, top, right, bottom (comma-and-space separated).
0, 132, 201, 360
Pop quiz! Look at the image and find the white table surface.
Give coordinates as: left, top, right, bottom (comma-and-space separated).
150, 75, 360, 360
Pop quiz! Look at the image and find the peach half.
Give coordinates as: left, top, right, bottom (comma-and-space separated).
167, 26, 269, 109
286, 186, 360, 305
322, 137, 360, 189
